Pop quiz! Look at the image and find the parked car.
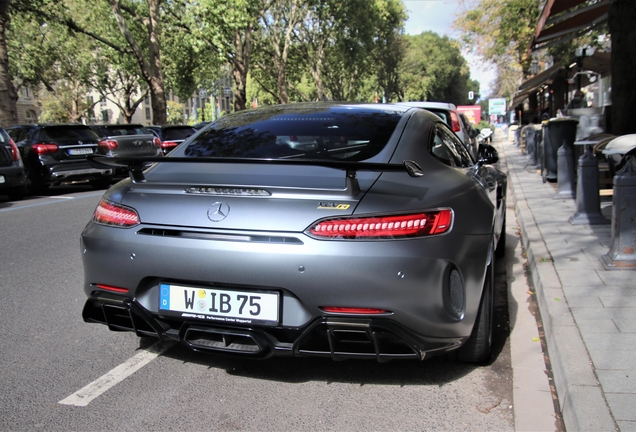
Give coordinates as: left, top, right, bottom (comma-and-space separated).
146, 125, 196, 155
0, 126, 28, 200
90, 124, 163, 177
193, 121, 211, 130
81, 102, 507, 364
398, 102, 478, 159
459, 113, 480, 154
5, 124, 113, 193
90, 124, 163, 159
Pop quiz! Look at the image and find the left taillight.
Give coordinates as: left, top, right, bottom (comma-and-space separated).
450, 111, 462, 132
99, 139, 118, 150
9, 139, 20, 161
92, 199, 140, 227
161, 141, 178, 149
306, 209, 453, 240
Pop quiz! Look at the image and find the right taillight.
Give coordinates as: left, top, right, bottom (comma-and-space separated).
306, 209, 453, 240
450, 111, 462, 132
9, 139, 20, 161
153, 137, 162, 148
92, 199, 140, 227
161, 141, 179, 149
32, 143, 59, 154
99, 139, 118, 150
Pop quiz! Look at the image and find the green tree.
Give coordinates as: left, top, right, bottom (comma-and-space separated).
166, 100, 184, 124
454, 0, 541, 98
16, 0, 170, 124
251, 0, 306, 104
0, 0, 17, 125
180, 0, 262, 111
372, 0, 407, 103
398, 32, 473, 105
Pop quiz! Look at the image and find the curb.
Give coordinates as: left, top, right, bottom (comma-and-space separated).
498, 134, 617, 431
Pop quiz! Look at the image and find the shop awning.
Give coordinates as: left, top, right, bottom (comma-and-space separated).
530, 0, 613, 51
512, 63, 564, 107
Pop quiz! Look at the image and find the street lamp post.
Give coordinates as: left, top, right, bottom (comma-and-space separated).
199, 88, 207, 122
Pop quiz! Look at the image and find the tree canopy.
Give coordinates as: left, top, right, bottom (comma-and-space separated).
1, 0, 483, 125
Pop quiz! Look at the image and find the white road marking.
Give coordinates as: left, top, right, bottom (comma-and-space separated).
58, 341, 173, 407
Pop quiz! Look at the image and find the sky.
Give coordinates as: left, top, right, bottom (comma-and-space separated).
402, 0, 496, 96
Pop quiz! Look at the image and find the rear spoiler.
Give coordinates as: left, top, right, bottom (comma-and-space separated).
87, 155, 424, 183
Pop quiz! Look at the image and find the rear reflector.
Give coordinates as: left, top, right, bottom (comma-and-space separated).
307, 209, 453, 239
96, 284, 129, 293
92, 199, 140, 227
322, 307, 388, 314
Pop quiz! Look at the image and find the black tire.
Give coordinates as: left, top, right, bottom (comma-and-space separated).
458, 254, 494, 363
495, 213, 507, 259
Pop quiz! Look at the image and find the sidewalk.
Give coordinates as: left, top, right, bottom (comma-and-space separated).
497, 129, 636, 431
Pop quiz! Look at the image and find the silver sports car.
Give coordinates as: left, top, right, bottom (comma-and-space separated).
81, 102, 507, 363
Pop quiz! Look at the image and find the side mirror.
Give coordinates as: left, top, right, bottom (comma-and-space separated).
478, 144, 499, 165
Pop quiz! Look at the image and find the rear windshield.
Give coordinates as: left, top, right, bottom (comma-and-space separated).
164, 127, 195, 141
100, 125, 150, 136
426, 109, 449, 124
40, 126, 99, 141
184, 105, 403, 161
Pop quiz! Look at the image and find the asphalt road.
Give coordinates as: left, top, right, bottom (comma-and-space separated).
0, 184, 515, 431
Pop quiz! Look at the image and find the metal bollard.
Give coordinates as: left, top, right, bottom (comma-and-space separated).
569, 147, 610, 225
529, 129, 538, 166
601, 155, 636, 270
554, 140, 576, 199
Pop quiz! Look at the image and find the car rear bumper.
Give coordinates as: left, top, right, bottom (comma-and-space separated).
81, 221, 491, 348
0, 165, 28, 189
32, 157, 113, 185
82, 292, 465, 361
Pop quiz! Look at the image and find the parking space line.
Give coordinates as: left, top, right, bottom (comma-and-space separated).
0, 192, 103, 213
58, 341, 173, 407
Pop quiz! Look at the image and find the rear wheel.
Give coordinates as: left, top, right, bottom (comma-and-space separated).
458, 253, 494, 363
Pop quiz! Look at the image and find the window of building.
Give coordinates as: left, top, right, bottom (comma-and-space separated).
145, 107, 151, 121
25, 110, 37, 124
101, 110, 109, 122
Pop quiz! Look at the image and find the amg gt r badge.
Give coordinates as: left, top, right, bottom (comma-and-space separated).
317, 202, 350, 210
208, 202, 230, 222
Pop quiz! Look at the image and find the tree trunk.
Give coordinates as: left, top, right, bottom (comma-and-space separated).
108, 0, 167, 125
231, 27, 251, 111
0, 0, 18, 126
609, 0, 636, 135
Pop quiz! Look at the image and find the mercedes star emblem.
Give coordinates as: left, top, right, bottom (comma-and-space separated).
207, 202, 230, 222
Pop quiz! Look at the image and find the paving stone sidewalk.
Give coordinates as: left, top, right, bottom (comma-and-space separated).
496, 130, 636, 431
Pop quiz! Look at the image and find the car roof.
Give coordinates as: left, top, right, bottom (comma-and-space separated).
397, 101, 458, 110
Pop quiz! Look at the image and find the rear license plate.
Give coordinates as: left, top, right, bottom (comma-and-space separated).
68, 148, 93, 155
159, 284, 280, 325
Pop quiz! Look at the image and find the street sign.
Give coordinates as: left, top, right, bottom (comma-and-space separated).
488, 98, 507, 115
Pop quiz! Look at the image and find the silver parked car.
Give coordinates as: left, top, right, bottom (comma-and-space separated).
81, 102, 507, 363
398, 101, 478, 159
